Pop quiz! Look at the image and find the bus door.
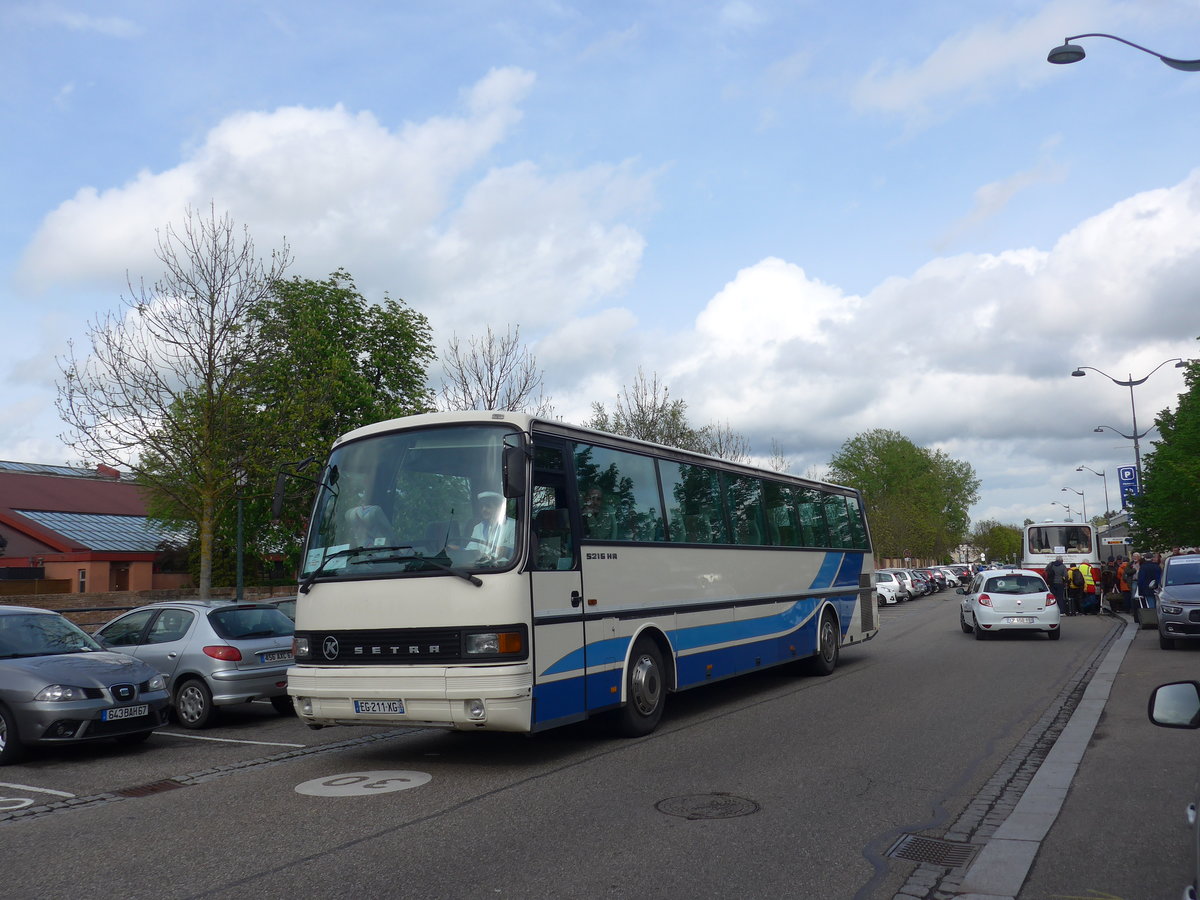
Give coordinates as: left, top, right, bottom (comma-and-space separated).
528, 439, 587, 728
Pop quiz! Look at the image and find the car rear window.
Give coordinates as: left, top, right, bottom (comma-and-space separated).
877, 572, 894, 582
208, 607, 294, 640
984, 575, 1046, 595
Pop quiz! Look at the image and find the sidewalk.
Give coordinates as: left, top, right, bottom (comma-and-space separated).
957, 616, 1198, 899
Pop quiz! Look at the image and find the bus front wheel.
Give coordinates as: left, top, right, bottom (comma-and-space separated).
617, 638, 665, 737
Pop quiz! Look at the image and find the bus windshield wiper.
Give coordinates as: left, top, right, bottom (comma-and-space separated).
299, 545, 413, 594
354, 551, 483, 587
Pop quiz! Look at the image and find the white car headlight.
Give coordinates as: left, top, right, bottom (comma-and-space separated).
35, 684, 89, 702
147, 674, 166, 691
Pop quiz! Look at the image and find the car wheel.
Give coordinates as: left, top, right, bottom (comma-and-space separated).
114, 729, 154, 745
270, 695, 295, 716
616, 638, 666, 737
1048, 628, 1061, 641
973, 614, 989, 640
1159, 633, 1176, 650
0, 703, 26, 766
960, 609, 972, 634
805, 610, 840, 676
175, 679, 216, 729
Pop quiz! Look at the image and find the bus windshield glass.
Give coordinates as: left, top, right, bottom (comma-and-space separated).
301, 424, 521, 581
1027, 525, 1093, 556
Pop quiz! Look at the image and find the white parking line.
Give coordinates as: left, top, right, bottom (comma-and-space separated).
155, 732, 306, 748
0, 782, 75, 798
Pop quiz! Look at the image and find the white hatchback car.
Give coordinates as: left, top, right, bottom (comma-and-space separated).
874, 571, 903, 605
958, 568, 1061, 640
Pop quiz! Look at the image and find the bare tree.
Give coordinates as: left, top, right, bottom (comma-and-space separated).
439, 325, 554, 414
695, 420, 751, 463
56, 206, 291, 597
587, 368, 695, 448
767, 438, 791, 473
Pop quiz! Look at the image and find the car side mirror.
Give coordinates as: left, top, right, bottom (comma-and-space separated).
1149, 681, 1200, 729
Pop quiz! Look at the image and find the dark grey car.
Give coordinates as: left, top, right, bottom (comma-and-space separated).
0, 606, 169, 765
1156, 554, 1200, 649
96, 600, 295, 728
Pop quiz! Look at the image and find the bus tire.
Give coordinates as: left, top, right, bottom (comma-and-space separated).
804, 609, 840, 676
617, 638, 665, 737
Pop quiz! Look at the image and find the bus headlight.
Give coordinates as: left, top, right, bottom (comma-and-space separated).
297, 697, 313, 716
465, 699, 486, 720
293, 637, 310, 659
464, 631, 524, 656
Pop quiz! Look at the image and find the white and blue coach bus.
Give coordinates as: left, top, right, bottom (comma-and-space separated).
286, 411, 877, 737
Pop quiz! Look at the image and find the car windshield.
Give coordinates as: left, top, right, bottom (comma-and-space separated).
208, 607, 295, 641
301, 423, 522, 582
983, 575, 1046, 595
0, 612, 101, 658
1165, 559, 1200, 587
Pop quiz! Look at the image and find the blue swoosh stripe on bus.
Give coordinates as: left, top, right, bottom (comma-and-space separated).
833, 552, 864, 586
540, 597, 830, 676
808, 552, 845, 590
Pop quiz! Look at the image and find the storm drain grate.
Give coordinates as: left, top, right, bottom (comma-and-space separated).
113, 779, 185, 798
885, 834, 979, 870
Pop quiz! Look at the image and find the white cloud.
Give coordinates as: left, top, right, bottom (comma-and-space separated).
850, 0, 1133, 124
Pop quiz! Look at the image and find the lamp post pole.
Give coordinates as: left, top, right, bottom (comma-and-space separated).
1051, 500, 1073, 522
1072, 359, 1187, 488
1061, 487, 1086, 523
234, 463, 247, 603
1076, 465, 1110, 525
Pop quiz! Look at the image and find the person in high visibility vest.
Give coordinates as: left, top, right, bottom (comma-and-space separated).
1078, 561, 1098, 615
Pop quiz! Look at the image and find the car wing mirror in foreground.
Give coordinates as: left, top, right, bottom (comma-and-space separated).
1149, 681, 1200, 729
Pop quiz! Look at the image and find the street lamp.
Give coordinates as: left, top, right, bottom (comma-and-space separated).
1051, 500, 1074, 521
1047, 34, 1200, 70
1076, 465, 1111, 525
1072, 359, 1187, 488
1061, 487, 1086, 523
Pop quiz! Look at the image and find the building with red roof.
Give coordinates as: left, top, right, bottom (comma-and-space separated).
0, 461, 190, 593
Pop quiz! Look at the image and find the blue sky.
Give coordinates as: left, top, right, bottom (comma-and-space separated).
3, 0, 1200, 531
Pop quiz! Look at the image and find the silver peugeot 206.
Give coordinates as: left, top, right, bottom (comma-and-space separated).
0, 606, 169, 765
96, 600, 295, 728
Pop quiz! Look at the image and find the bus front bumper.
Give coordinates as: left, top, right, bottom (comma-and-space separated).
287, 663, 534, 732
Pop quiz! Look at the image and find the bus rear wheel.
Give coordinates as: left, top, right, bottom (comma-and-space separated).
617, 638, 665, 737
804, 610, 840, 676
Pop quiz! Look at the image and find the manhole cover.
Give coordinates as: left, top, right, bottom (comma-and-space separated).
656, 793, 760, 820
885, 834, 979, 870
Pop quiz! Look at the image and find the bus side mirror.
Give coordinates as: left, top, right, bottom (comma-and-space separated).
271, 472, 288, 520
503, 444, 529, 499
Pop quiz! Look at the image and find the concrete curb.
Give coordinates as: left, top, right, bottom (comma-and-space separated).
953, 620, 1138, 899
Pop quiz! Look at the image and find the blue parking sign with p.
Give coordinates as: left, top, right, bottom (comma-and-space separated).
1117, 466, 1138, 507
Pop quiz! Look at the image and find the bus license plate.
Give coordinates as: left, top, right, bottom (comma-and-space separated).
354, 699, 404, 714
259, 650, 293, 663
103, 704, 149, 721
1005, 617, 1035, 624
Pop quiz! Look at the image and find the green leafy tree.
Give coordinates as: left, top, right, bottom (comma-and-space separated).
143, 269, 437, 588
828, 429, 979, 561
57, 207, 291, 598
1131, 358, 1200, 548
970, 519, 1023, 565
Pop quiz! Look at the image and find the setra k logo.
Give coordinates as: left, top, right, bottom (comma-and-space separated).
322, 636, 340, 660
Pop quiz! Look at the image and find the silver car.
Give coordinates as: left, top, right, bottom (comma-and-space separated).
1156, 554, 1200, 650
96, 600, 295, 728
0, 605, 169, 765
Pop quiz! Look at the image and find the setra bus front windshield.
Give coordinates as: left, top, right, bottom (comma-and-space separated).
301, 424, 521, 582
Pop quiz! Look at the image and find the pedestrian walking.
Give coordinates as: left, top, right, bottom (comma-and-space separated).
1079, 560, 1099, 614
1045, 555, 1069, 613
1138, 553, 1163, 615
